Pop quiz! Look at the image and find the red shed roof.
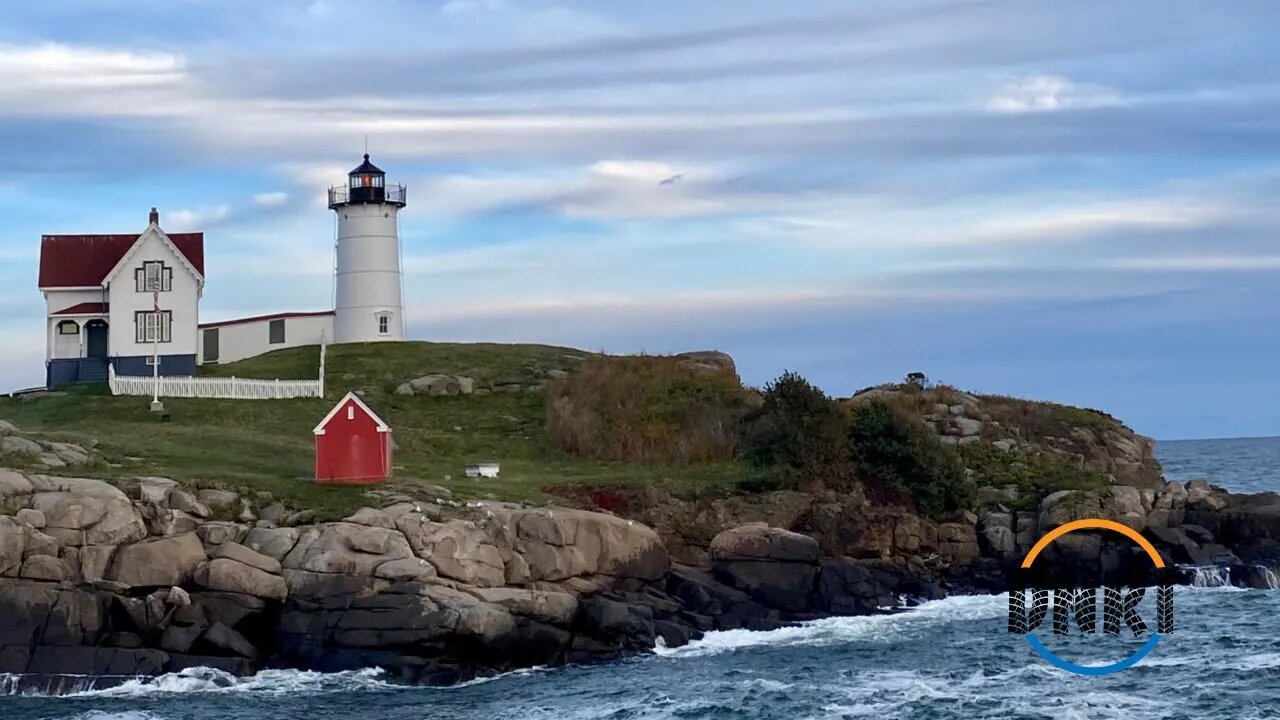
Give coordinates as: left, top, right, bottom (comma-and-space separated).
38, 232, 205, 288
313, 391, 391, 435
51, 302, 109, 316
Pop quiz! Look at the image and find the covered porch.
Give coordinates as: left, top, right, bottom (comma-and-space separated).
46, 304, 110, 386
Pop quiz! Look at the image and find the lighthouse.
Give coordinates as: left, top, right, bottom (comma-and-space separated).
328, 154, 407, 344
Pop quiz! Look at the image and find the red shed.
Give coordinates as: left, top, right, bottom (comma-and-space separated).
313, 391, 393, 484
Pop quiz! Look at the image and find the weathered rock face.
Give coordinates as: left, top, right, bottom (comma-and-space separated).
708, 524, 819, 612
109, 533, 206, 588
1, 460, 1277, 688
194, 558, 287, 601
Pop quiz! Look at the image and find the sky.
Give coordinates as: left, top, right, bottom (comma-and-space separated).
2, 0, 1279, 440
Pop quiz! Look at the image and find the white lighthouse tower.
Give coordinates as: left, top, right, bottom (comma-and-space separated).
328, 154, 407, 343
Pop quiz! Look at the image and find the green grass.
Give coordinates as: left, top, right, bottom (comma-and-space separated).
1, 342, 749, 518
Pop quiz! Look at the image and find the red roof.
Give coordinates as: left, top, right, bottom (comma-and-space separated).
38, 232, 205, 288
198, 310, 335, 330
51, 302, 109, 316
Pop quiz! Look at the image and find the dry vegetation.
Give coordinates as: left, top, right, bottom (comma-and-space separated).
545, 355, 752, 465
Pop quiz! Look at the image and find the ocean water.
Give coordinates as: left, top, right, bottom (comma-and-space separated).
3, 438, 1278, 719
1157, 436, 1280, 495
4, 588, 1278, 720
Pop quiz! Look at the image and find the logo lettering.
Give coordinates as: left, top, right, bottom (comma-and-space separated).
1008, 518, 1174, 675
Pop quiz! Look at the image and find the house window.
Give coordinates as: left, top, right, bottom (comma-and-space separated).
134, 311, 172, 343
135, 262, 172, 292
145, 355, 160, 366
269, 318, 285, 344
377, 314, 389, 335
57, 320, 79, 335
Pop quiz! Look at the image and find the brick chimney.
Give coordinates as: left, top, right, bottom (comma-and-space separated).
149, 207, 159, 225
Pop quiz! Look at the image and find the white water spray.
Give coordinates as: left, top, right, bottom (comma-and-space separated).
1188, 565, 1231, 587
1256, 565, 1280, 590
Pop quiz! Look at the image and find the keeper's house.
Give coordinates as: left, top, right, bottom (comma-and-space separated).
38, 208, 204, 386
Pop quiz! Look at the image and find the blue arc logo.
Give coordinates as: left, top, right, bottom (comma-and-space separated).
1011, 518, 1172, 676
1026, 633, 1161, 676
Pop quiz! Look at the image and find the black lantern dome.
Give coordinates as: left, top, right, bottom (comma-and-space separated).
328, 154, 407, 209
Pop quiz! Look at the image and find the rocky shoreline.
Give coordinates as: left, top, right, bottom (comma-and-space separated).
2, 464, 1279, 692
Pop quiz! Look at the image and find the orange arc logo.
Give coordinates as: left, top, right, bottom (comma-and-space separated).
1020, 518, 1165, 569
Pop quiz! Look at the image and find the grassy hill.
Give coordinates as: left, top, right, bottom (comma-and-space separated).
0, 342, 748, 517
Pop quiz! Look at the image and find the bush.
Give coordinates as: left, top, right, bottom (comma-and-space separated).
546, 355, 749, 464
957, 442, 1110, 510
847, 401, 970, 515
742, 371, 853, 489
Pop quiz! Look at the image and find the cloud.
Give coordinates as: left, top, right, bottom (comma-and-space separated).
166, 205, 231, 231
0, 42, 185, 90
411, 159, 767, 220
1106, 255, 1280, 271
439, 0, 503, 15
253, 192, 289, 207
962, 200, 1224, 243
986, 74, 1123, 113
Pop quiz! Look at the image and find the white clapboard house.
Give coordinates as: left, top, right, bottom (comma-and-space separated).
38, 154, 409, 387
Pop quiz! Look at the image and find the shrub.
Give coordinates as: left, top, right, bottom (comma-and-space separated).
847, 401, 970, 515
957, 443, 1110, 510
545, 355, 749, 464
742, 371, 853, 489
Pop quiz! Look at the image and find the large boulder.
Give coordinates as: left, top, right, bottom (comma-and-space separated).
27, 475, 128, 501
20, 555, 69, 581
194, 558, 287, 601
213, 542, 281, 575
1, 436, 42, 455
937, 523, 980, 563
33, 492, 145, 546
709, 524, 819, 612
109, 533, 207, 588
396, 516, 506, 587
0, 469, 33, 498
282, 523, 414, 576
0, 517, 27, 576
674, 351, 737, 379
404, 375, 476, 397
501, 507, 670, 582
1105, 486, 1147, 531
135, 476, 177, 504
978, 512, 1017, 559
242, 527, 301, 561
710, 522, 819, 563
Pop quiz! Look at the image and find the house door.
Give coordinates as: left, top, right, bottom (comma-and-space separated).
202, 328, 219, 363
84, 320, 109, 358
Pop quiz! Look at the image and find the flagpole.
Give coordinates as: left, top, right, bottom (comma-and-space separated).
151, 287, 161, 411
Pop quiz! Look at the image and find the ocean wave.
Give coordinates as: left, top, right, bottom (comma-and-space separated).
65, 667, 395, 698
68, 713, 170, 720
440, 666, 550, 689
654, 594, 1005, 659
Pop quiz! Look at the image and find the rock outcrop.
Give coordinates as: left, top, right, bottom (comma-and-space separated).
1, 460, 1277, 690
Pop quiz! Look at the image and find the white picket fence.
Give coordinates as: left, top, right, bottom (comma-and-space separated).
107, 343, 326, 400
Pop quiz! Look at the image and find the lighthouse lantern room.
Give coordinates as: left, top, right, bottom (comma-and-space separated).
328, 154, 407, 344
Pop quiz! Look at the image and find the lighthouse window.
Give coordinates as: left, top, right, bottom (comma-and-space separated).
378, 315, 389, 334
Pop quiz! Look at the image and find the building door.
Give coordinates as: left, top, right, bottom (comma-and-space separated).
84, 320, 109, 358
202, 328, 219, 363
